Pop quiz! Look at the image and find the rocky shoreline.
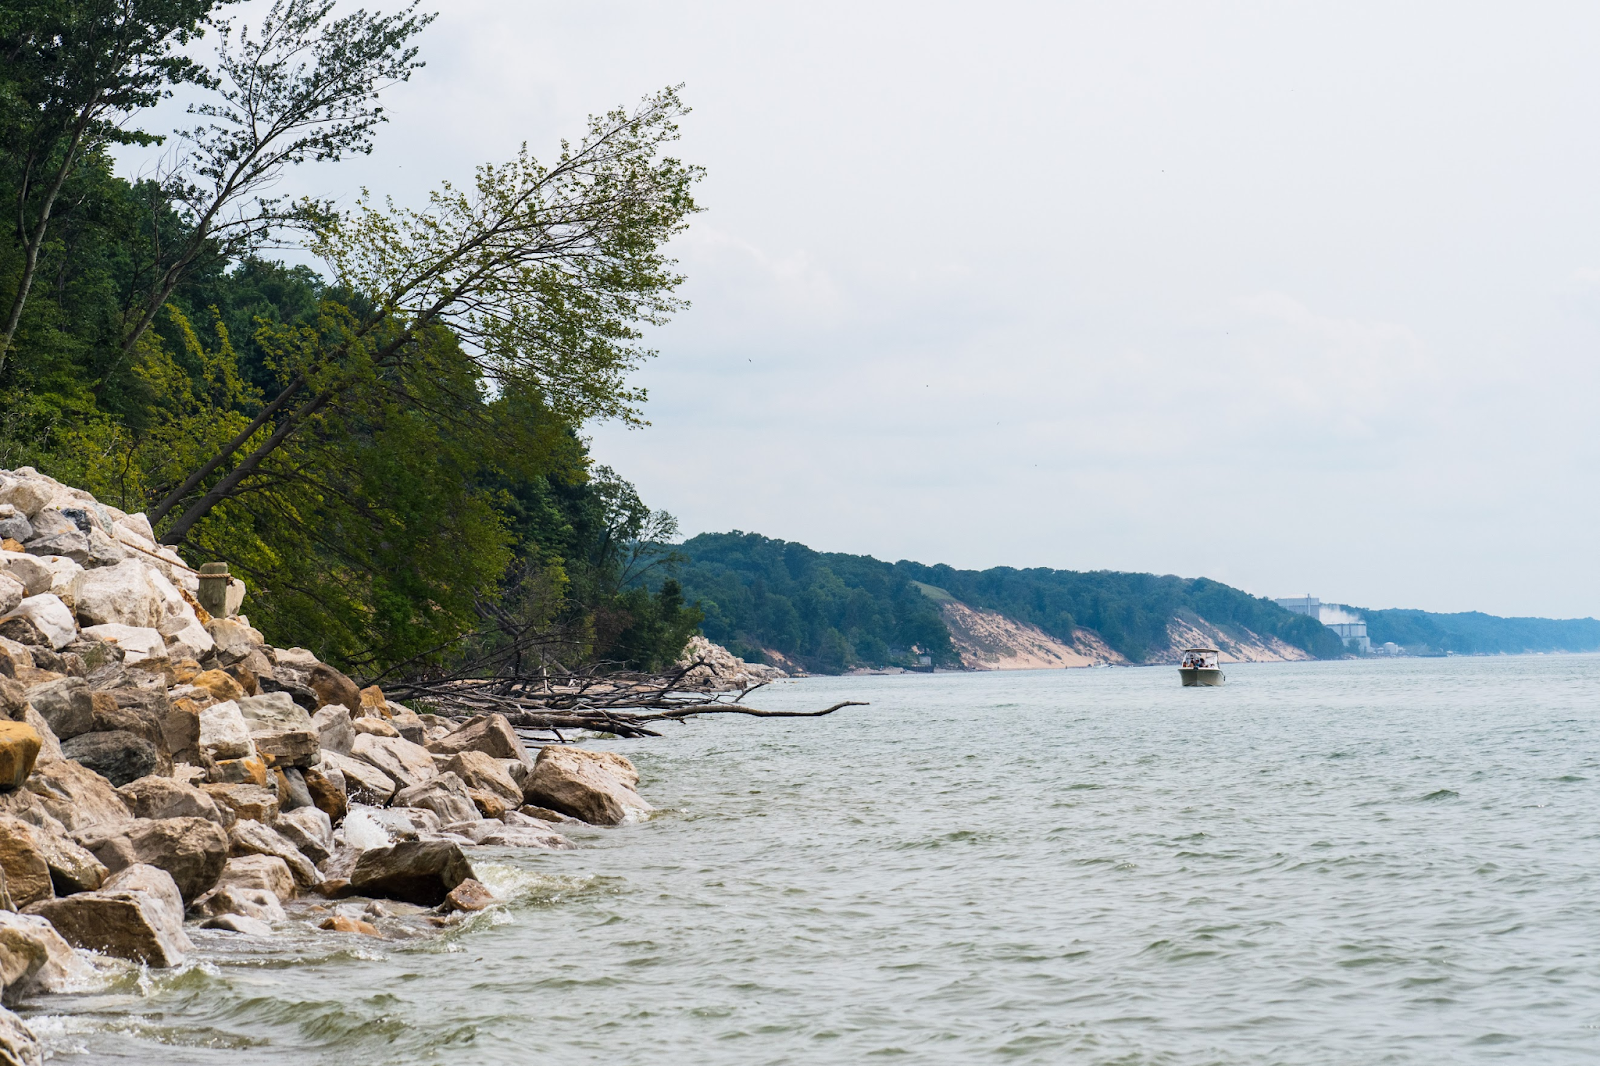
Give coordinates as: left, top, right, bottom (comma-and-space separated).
0, 467, 654, 1065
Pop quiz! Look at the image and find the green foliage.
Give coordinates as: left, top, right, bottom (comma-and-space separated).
1360, 608, 1600, 655
672, 532, 958, 672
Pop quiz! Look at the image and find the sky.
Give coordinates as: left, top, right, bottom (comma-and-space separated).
125, 1, 1600, 618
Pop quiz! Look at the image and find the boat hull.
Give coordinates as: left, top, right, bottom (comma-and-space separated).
1180, 666, 1225, 687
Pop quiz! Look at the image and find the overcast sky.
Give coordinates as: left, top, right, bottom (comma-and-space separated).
132, 1, 1600, 618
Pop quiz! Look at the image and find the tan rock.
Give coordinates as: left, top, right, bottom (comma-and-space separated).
441, 751, 523, 806
23, 677, 93, 739
468, 789, 506, 820
28, 863, 192, 966
119, 776, 227, 825
252, 728, 320, 768
201, 783, 278, 824
191, 669, 245, 702
0, 910, 94, 999
76, 817, 230, 903
346, 840, 475, 906
276, 806, 333, 864
0, 799, 106, 894
425, 713, 529, 763
20, 758, 130, 832
523, 746, 652, 826
351, 733, 435, 791
228, 820, 321, 887
320, 750, 395, 806
310, 705, 355, 755
392, 773, 479, 825
189, 883, 285, 923
208, 755, 270, 788
0, 819, 52, 908
0, 725, 39, 790
211, 853, 295, 902
442, 877, 496, 913
302, 764, 348, 824
358, 685, 387, 714
319, 914, 380, 937
351, 717, 398, 739
309, 664, 362, 715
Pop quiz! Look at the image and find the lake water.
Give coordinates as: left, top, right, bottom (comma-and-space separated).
24, 655, 1600, 1064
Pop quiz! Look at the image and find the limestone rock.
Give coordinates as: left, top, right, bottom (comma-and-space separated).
392, 772, 479, 825
28, 863, 193, 966
0, 819, 51, 908
191, 669, 245, 702
0, 910, 95, 1000
252, 728, 320, 769
320, 750, 396, 805
25, 677, 93, 739
25, 532, 89, 563
319, 914, 380, 936
308, 664, 362, 714
69, 560, 163, 628
207, 754, 269, 788
0, 479, 51, 518
276, 806, 333, 863
228, 820, 321, 887
190, 884, 285, 923
441, 751, 523, 807
388, 707, 426, 745
442, 878, 496, 912
302, 764, 348, 823
198, 699, 255, 760
0, 1006, 41, 1066
346, 840, 475, 906
210, 853, 295, 902
201, 783, 278, 824
426, 713, 529, 763
352, 717, 399, 739
236, 691, 312, 733
0, 596, 74, 650
79, 624, 164, 663
312, 704, 355, 754
76, 816, 229, 903
118, 776, 226, 825
523, 746, 652, 826
351, 733, 435, 791
0, 577, 20, 620
201, 912, 272, 935
0, 556, 49, 599
21, 758, 130, 833
60, 730, 158, 786
0, 727, 38, 792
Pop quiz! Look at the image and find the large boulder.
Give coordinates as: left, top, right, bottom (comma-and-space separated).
0, 910, 95, 1001
0, 576, 20, 620
0, 555, 49, 599
67, 560, 163, 628
207, 854, 295, 903
302, 764, 348, 824
76, 817, 229, 902
425, 714, 529, 762
79, 624, 163, 663
523, 746, 652, 826
0, 820, 52, 908
275, 807, 333, 863
25, 677, 93, 739
0, 1006, 40, 1065
19, 758, 130, 832
60, 730, 158, 786
28, 863, 192, 967
440, 751, 523, 807
235, 691, 312, 733
308, 664, 362, 715
320, 751, 395, 805
189, 884, 285, 924
0, 596, 74, 650
311, 705, 355, 755
228, 820, 321, 887
346, 840, 475, 906
202, 783, 277, 824
391, 773, 479, 825
191, 669, 245, 703
252, 728, 320, 769
351, 733, 434, 791
198, 700, 255, 761
0, 801, 106, 896
0, 726, 38, 791
117, 776, 226, 825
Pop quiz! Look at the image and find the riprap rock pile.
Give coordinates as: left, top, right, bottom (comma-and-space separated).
0, 466, 657, 1062
676, 634, 787, 692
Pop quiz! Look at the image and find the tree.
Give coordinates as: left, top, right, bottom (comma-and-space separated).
111, 0, 433, 374
150, 86, 702, 545
0, 0, 224, 374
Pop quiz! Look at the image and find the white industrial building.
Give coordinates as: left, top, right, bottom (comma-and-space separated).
1275, 596, 1372, 653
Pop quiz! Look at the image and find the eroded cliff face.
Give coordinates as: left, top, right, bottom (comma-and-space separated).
935, 600, 1310, 670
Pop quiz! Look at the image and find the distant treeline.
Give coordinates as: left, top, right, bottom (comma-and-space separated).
671, 532, 1344, 672
1360, 609, 1600, 656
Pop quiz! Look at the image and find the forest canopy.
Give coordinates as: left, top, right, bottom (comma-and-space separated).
0, 0, 702, 676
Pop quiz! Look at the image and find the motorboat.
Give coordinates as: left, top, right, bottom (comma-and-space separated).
1179, 647, 1224, 686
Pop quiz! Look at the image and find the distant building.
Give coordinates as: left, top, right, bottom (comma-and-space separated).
1276, 595, 1372, 654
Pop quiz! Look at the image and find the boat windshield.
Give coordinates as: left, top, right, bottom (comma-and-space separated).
1181, 650, 1218, 668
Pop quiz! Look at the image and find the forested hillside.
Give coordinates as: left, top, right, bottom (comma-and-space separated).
1360, 609, 1600, 656
672, 532, 1344, 672
0, 3, 700, 674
